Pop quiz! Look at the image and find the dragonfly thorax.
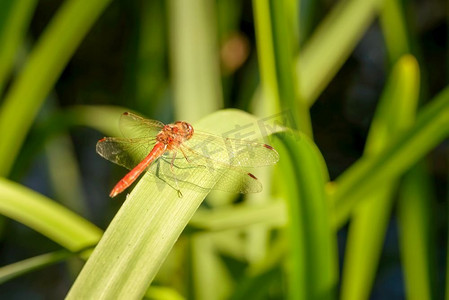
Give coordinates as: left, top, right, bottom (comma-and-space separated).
156, 121, 194, 148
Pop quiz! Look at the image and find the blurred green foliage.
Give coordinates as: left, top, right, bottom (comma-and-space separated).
0, 0, 448, 299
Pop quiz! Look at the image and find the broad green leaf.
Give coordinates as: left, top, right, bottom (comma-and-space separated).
0, 178, 102, 251
0, 0, 112, 176
66, 109, 281, 299
330, 83, 449, 228
340, 55, 420, 300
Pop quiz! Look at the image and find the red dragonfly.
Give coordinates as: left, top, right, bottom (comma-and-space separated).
96, 112, 279, 197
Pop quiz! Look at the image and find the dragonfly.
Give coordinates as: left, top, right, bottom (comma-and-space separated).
96, 112, 279, 197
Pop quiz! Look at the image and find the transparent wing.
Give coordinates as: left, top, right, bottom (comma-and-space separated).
144, 152, 263, 194
96, 137, 157, 170
182, 131, 279, 168
97, 137, 263, 194
119, 112, 165, 139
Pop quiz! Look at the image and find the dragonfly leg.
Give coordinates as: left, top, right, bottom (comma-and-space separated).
170, 152, 177, 173
154, 160, 183, 196
160, 156, 205, 171
180, 147, 191, 163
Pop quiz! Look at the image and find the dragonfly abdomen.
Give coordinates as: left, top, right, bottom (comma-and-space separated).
109, 143, 166, 197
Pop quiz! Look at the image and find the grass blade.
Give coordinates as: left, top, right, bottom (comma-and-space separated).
189, 201, 286, 232
168, 0, 223, 120
144, 286, 185, 300
0, 178, 102, 251
0, 0, 112, 176
379, 0, 410, 62
0, 250, 74, 284
340, 55, 420, 300
330, 83, 449, 228
398, 164, 435, 300
252, 0, 280, 109
298, 0, 383, 105
273, 132, 337, 300
270, 0, 312, 135
0, 0, 37, 94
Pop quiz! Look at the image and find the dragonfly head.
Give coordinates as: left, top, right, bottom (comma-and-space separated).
174, 121, 194, 140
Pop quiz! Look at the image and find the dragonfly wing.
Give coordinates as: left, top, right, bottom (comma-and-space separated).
182, 131, 279, 168
145, 150, 262, 193
96, 137, 156, 170
119, 112, 165, 139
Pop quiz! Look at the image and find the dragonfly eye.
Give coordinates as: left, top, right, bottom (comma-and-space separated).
183, 122, 194, 136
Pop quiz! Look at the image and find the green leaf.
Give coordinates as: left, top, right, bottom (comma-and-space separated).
398, 164, 435, 300
0, 250, 74, 284
0, 0, 112, 176
0, 178, 102, 251
229, 266, 282, 300
66, 109, 280, 299
298, 0, 383, 106
253, 0, 312, 136
65, 105, 128, 137
168, 0, 223, 120
273, 132, 337, 300
379, 0, 410, 62
144, 286, 185, 300
340, 55, 420, 300
330, 82, 449, 228
191, 234, 233, 300
252, 0, 280, 110
189, 201, 286, 232
0, 0, 38, 94
133, 0, 167, 115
